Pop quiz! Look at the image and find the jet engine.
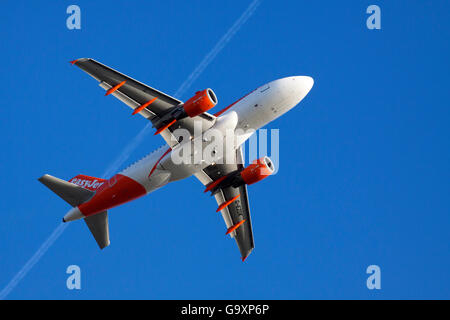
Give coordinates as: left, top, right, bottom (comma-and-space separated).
204, 156, 275, 194
183, 89, 218, 118
153, 88, 218, 135
239, 157, 275, 185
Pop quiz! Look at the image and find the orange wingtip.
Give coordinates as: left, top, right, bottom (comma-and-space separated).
216, 194, 240, 212
204, 176, 227, 193
69, 59, 79, 65
154, 119, 176, 135
132, 97, 158, 115
105, 80, 126, 96
226, 219, 246, 235
241, 255, 249, 262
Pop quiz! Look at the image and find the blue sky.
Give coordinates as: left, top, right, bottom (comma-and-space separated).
0, 0, 449, 299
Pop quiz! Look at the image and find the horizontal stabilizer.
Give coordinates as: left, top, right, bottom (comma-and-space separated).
84, 211, 110, 249
38, 174, 94, 207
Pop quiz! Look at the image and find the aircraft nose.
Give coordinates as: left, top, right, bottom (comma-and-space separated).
292, 76, 314, 99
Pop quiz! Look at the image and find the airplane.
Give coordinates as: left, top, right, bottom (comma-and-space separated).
38, 58, 314, 261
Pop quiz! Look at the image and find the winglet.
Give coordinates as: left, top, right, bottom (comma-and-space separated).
69, 59, 79, 65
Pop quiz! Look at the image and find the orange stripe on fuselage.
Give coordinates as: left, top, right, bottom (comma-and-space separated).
78, 174, 147, 217
149, 147, 172, 177
214, 89, 256, 117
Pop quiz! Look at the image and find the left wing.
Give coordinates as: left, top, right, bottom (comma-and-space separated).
195, 147, 255, 261
71, 58, 216, 147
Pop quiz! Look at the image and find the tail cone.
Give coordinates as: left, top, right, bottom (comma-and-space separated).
63, 207, 84, 222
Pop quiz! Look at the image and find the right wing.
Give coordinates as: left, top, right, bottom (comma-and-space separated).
194, 147, 255, 261
72, 58, 216, 147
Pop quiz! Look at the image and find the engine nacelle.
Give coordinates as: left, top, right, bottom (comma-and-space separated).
239, 156, 275, 185
204, 156, 275, 194
183, 89, 218, 118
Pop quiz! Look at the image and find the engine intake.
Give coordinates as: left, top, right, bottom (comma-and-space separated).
239, 157, 275, 185
183, 89, 218, 118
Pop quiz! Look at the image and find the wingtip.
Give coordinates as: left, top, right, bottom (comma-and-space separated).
69, 58, 90, 65
99, 242, 110, 250
241, 249, 253, 262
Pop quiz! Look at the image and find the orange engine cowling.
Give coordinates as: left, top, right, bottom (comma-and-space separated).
240, 157, 275, 185
183, 89, 218, 118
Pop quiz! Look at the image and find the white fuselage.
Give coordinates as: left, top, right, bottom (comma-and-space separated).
120, 76, 314, 194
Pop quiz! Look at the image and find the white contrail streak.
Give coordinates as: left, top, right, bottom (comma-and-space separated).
0, 0, 261, 299
105, 0, 262, 176
101, 124, 153, 178
173, 0, 261, 98
0, 223, 69, 299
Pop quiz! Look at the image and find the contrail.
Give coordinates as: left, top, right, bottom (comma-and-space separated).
0, 223, 69, 299
105, 0, 262, 176
0, 0, 262, 299
101, 124, 153, 178
173, 0, 261, 98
